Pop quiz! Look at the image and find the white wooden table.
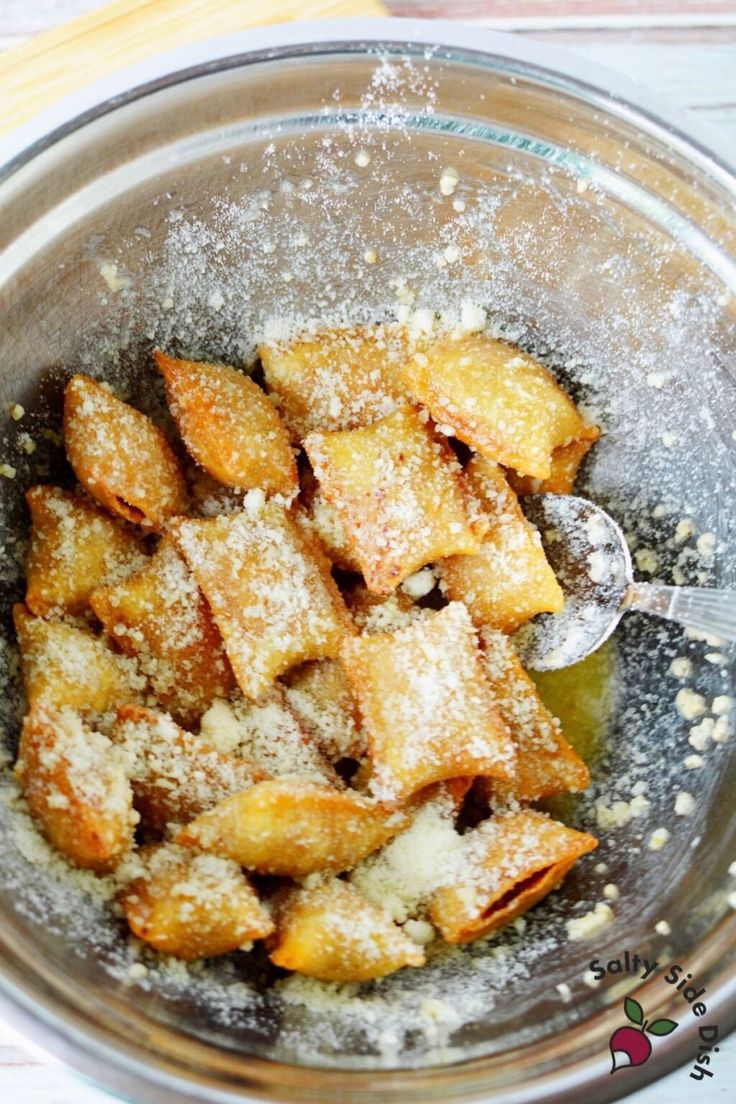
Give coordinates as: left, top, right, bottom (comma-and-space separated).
0, 2, 734, 1102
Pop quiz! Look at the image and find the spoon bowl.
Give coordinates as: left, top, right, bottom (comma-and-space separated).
516, 494, 736, 670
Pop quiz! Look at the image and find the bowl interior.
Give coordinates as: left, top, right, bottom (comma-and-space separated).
1, 34, 736, 1102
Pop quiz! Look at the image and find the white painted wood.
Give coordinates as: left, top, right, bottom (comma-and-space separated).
0, 2, 733, 1102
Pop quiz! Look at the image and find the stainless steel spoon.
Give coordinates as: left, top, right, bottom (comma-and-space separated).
516, 494, 736, 671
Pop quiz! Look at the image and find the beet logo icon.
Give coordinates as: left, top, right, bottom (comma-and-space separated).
609, 997, 678, 1073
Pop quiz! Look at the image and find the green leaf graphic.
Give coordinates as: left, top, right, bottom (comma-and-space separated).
647, 1019, 678, 1036
624, 997, 644, 1025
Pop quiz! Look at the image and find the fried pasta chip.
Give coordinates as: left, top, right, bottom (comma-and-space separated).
479, 628, 590, 803
15, 704, 135, 872
112, 704, 264, 834
506, 432, 599, 497
401, 335, 593, 479
170, 503, 353, 699
176, 778, 410, 877
282, 659, 365, 762
25, 485, 146, 619
198, 689, 340, 785
429, 809, 598, 943
341, 602, 515, 804
90, 539, 234, 727
155, 351, 298, 495
305, 405, 484, 595
259, 324, 408, 438
268, 879, 424, 981
14, 603, 142, 714
64, 374, 188, 528
121, 843, 273, 959
298, 468, 361, 573
439, 458, 564, 633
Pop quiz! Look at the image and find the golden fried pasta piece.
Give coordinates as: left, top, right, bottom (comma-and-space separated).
112, 704, 265, 834
341, 602, 515, 804
15, 704, 135, 872
305, 405, 485, 595
298, 468, 361, 573
506, 431, 599, 497
429, 809, 598, 943
479, 628, 589, 803
401, 334, 593, 479
25, 485, 146, 619
155, 351, 298, 495
199, 689, 340, 785
90, 539, 234, 727
121, 843, 273, 959
282, 660, 365, 762
170, 503, 354, 700
176, 777, 410, 877
63, 374, 188, 528
258, 324, 408, 439
439, 458, 564, 633
13, 603, 142, 714
268, 879, 424, 981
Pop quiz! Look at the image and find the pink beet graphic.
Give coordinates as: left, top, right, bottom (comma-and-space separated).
609, 998, 678, 1074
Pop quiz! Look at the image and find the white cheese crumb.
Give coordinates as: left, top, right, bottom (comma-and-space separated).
634, 547, 659, 574
674, 518, 694, 544
684, 754, 704, 769
555, 983, 572, 1002
696, 532, 716, 559
354, 149, 371, 168
646, 371, 666, 389
567, 903, 614, 941
459, 301, 487, 334
688, 717, 715, 750
452, 197, 466, 212
98, 261, 131, 291
199, 700, 243, 754
363, 248, 378, 264
18, 433, 36, 455
675, 688, 707, 721
712, 695, 732, 716
648, 827, 671, 851
243, 487, 266, 514
410, 308, 436, 336
661, 431, 677, 448
443, 244, 460, 264
595, 794, 649, 829
654, 920, 671, 936
727, 892, 736, 910
728, 861, 736, 877
593, 861, 609, 875
400, 568, 435, 600
128, 962, 149, 980
0, 463, 16, 479
587, 550, 609, 584
674, 791, 696, 816
576, 177, 589, 194
669, 657, 693, 680
705, 652, 726, 665
403, 919, 435, 946
439, 167, 459, 196
7, 403, 24, 420
713, 715, 732, 743
603, 883, 620, 901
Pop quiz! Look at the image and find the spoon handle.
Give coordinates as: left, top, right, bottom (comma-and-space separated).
624, 582, 736, 643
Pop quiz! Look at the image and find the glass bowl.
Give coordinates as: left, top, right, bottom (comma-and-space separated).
0, 18, 735, 1104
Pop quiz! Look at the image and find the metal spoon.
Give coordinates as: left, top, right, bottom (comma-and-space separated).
515, 494, 736, 671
